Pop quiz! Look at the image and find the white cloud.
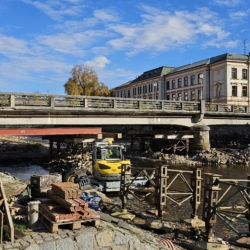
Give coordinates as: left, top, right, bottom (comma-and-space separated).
94, 9, 120, 22
106, 6, 234, 55
229, 10, 249, 20
36, 29, 111, 56
21, 0, 84, 21
212, 0, 242, 7
0, 35, 31, 56
85, 56, 110, 69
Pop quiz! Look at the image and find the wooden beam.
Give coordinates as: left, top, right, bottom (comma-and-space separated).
127, 129, 192, 135
154, 134, 194, 139
0, 211, 3, 243
0, 182, 14, 242
102, 133, 122, 139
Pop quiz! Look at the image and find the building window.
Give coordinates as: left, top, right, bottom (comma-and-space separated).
232, 86, 237, 96
148, 84, 152, 92
191, 75, 195, 85
166, 81, 170, 90
166, 94, 170, 100
243, 69, 247, 79
242, 86, 247, 97
191, 91, 195, 100
137, 86, 142, 95
157, 83, 159, 91
232, 68, 237, 79
128, 90, 130, 98
178, 78, 182, 88
172, 80, 176, 89
177, 93, 182, 101
124, 91, 127, 98
184, 92, 188, 101
172, 94, 176, 101
184, 77, 188, 86
133, 88, 136, 95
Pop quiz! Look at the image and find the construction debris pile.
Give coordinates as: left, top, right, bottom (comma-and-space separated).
135, 147, 250, 167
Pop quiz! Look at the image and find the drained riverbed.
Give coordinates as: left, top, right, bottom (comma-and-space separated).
0, 160, 250, 244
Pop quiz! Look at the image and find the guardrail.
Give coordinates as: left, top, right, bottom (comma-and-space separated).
0, 92, 200, 113
0, 92, 249, 115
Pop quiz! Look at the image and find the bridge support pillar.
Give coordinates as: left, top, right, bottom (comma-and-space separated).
190, 125, 210, 151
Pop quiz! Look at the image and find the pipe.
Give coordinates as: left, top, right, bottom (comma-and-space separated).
27, 201, 40, 229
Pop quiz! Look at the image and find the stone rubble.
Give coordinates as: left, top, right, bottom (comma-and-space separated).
0, 213, 179, 250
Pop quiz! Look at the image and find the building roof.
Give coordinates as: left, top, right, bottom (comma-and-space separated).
112, 80, 132, 90
168, 53, 249, 75
131, 66, 175, 83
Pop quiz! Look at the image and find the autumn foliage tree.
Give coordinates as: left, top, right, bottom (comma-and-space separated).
64, 65, 110, 96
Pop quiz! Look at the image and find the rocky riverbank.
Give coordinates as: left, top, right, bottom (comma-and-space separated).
0, 136, 49, 166
1, 135, 250, 168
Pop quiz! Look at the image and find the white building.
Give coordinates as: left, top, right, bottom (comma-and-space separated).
113, 53, 250, 105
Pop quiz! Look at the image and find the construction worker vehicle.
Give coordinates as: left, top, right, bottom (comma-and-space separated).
62, 141, 149, 192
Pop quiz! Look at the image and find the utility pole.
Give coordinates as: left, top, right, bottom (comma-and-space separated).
248, 52, 250, 109
243, 39, 247, 55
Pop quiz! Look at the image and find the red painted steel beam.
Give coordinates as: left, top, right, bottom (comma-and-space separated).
0, 127, 102, 136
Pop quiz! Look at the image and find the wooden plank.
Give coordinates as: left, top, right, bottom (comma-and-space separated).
154, 134, 194, 139
39, 210, 100, 233
0, 210, 3, 243
3, 225, 25, 239
0, 182, 14, 242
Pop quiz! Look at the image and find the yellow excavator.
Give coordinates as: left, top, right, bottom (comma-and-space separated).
63, 140, 133, 192
92, 141, 130, 181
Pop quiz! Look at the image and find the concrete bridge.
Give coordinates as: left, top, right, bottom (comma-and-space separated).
1, 92, 250, 151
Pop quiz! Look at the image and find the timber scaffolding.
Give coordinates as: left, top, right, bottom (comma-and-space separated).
119, 165, 250, 249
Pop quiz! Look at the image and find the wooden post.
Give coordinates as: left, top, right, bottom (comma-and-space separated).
0, 182, 14, 242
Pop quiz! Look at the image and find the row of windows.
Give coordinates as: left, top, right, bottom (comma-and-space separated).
165, 86, 248, 101
232, 86, 247, 97
166, 90, 202, 101
166, 73, 203, 90
119, 83, 159, 97
232, 68, 248, 79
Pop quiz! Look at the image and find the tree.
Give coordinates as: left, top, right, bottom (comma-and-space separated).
64, 65, 110, 97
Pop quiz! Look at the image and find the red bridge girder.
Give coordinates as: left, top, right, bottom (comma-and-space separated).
0, 127, 102, 136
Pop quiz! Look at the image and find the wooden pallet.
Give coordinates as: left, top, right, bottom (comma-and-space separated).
39, 211, 100, 233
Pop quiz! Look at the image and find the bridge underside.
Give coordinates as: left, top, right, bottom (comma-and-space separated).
0, 116, 249, 127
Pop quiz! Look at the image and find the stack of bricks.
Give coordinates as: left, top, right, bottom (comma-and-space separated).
39, 182, 100, 232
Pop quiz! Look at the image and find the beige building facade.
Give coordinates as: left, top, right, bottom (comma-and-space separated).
113, 53, 250, 105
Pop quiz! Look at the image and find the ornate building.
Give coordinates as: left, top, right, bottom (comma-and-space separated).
112, 53, 250, 105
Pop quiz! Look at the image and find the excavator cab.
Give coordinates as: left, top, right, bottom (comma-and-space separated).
93, 142, 130, 181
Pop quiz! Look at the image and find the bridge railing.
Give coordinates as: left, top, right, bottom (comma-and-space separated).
0, 92, 249, 115
0, 92, 201, 113
205, 102, 249, 113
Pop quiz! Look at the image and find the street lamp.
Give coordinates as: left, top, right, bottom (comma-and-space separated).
199, 74, 204, 100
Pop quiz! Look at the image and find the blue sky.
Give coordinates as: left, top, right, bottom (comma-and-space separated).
0, 0, 249, 94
